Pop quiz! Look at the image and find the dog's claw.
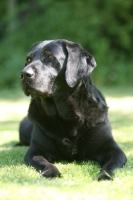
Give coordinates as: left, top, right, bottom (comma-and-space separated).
98, 170, 113, 181
41, 168, 60, 178
38, 161, 61, 178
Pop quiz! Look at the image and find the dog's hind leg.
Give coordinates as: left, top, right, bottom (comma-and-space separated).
17, 116, 33, 146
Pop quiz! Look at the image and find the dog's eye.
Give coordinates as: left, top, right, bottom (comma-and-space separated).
41, 50, 54, 62
26, 57, 32, 64
48, 55, 53, 60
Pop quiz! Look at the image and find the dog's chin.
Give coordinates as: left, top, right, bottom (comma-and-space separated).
22, 88, 39, 98
23, 87, 52, 99
23, 89, 30, 96
21, 81, 54, 98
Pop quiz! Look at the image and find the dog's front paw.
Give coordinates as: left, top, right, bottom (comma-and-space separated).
98, 170, 113, 181
41, 163, 60, 178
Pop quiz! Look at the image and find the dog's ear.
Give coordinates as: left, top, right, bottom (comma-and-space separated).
65, 42, 97, 87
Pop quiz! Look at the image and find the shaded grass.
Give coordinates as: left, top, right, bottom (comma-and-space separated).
0, 87, 133, 200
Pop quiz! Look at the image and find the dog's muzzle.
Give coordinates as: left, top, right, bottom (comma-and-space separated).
20, 68, 35, 81
20, 68, 36, 97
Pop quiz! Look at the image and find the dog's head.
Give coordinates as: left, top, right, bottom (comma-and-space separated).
20, 39, 97, 98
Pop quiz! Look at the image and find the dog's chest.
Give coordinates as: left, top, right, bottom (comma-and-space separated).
61, 136, 80, 157
54, 120, 86, 159
54, 94, 77, 120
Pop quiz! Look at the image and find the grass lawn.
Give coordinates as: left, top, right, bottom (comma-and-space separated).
0, 87, 133, 200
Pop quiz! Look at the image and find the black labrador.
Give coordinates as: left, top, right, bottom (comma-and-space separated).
19, 39, 126, 181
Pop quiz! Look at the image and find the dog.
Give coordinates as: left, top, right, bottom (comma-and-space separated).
19, 39, 126, 181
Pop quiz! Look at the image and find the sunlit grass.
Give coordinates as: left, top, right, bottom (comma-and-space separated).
0, 87, 133, 200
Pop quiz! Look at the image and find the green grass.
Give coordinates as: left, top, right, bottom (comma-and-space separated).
0, 87, 133, 200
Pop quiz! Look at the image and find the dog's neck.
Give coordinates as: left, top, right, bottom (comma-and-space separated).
40, 82, 82, 119
40, 97, 57, 116
29, 77, 108, 134
40, 78, 108, 125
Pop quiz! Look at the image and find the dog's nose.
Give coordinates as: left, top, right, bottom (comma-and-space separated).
91, 57, 97, 68
20, 68, 35, 80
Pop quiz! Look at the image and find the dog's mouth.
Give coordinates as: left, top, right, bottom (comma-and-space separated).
23, 88, 42, 98
21, 80, 51, 99
21, 81, 40, 98
23, 89, 30, 96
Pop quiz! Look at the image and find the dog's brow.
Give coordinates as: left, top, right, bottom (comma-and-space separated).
42, 47, 53, 54
43, 49, 52, 54
27, 52, 35, 58
42, 42, 62, 55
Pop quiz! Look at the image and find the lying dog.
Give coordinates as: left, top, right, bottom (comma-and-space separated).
19, 39, 126, 181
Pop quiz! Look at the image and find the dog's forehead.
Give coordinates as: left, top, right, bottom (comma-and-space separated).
27, 40, 52, 55
42, 40, 65, 55
37, 40, 53, 48
32, 40, 65, 57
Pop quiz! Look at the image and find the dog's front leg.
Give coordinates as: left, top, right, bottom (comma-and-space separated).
25, 151, 60, 178
97, 146, 127, 181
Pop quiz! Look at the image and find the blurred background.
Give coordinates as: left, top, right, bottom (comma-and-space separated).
0, 0, 133, 90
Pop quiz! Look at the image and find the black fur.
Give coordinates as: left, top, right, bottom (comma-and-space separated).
19, 39, 126, 180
